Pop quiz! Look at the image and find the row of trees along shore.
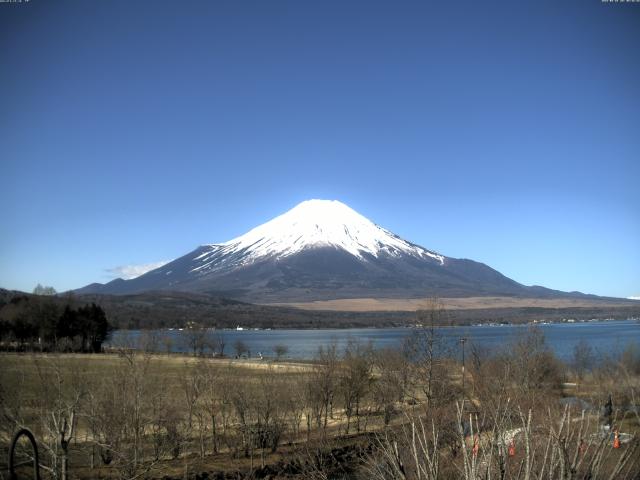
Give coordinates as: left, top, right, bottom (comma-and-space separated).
0, 293, 111, 353
1, 299, 639, 479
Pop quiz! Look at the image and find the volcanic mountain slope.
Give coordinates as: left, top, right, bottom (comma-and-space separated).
77, 200, 592, 302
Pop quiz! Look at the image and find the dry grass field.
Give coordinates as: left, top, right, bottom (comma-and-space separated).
1, 329, 639, 479
0, 353, 322, 478
267, 296, 638, 312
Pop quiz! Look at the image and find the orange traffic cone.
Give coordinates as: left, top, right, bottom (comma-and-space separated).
472, 435, 479, 457
613, 430, 620, 449
508, 440, 516, 457
579, 440, 587, 455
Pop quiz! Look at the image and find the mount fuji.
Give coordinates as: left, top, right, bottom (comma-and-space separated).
77, 200, 584, 302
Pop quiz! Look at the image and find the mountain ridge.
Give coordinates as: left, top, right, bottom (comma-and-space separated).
76, 200, 605, 302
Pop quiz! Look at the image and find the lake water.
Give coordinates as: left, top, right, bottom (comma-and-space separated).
107, 319, 640, 361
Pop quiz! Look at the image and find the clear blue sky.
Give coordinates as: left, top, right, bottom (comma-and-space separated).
1, 0, 638, 298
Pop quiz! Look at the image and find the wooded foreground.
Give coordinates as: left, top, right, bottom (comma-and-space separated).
1, 324, 639, 479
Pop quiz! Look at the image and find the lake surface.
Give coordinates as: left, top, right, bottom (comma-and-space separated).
107, 319, 640, 361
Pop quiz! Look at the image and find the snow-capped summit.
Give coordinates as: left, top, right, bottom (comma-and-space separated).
192, 200, 443, 273
76, 199, 558, 302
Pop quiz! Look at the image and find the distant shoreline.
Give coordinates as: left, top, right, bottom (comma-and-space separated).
138, 316, 640, 332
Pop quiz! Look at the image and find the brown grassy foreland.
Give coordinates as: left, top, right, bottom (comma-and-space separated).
267, 295, 639, 312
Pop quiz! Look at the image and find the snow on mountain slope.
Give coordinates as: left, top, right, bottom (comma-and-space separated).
190, 200, 444, 274
78, 199, 566, 301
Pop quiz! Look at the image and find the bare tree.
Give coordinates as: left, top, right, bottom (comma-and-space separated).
312, 343, 339, 436
86, 347, 161, 478
180, 360, 208, 458
201, 361, 221, 454
367, 401, 640, 480
339, 339, 373, 434
273, 343, 289, 361
253, 368, 290, 466
506, 326, 563, 409
373, 348, 409, 426
162, 335, 174, 356
33, 283, 57, 296
234, 339, 249, 358
573, 339, 595, 380
406, 298, 452, 410
183, 323, 209, 356
32, 356, 86, 480
211, 329, 226, 357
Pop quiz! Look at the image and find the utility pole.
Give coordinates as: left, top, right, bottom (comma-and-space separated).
460, 337, 467, 402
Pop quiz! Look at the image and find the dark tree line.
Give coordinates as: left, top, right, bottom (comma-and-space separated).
0, 295, 112, 352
